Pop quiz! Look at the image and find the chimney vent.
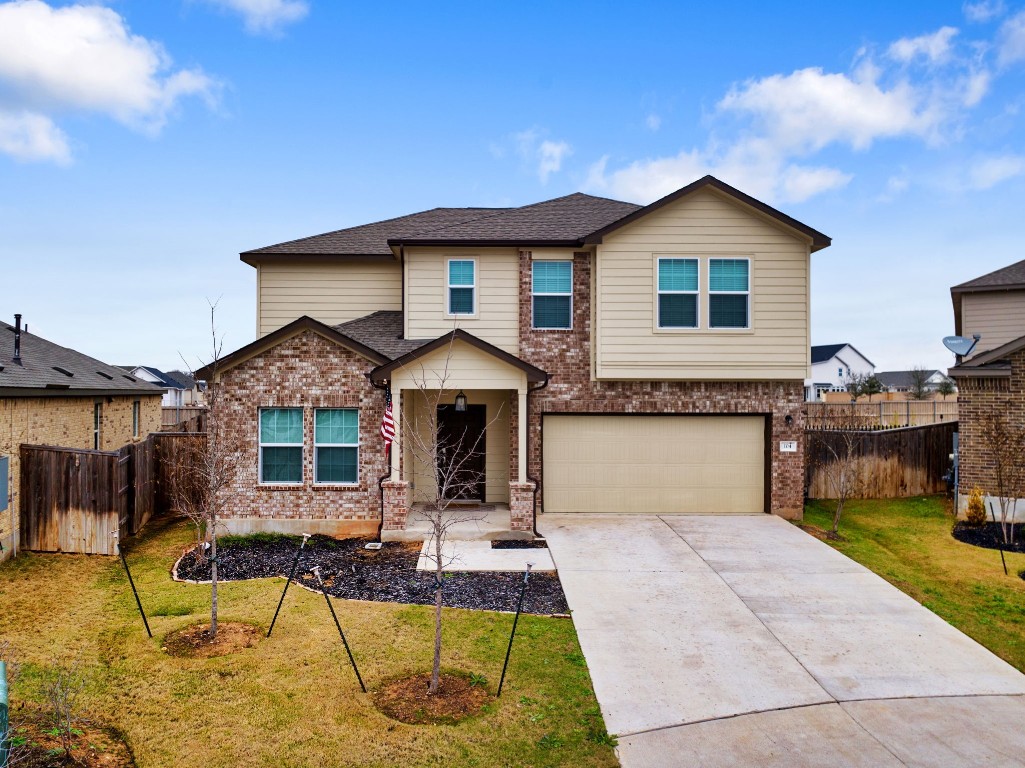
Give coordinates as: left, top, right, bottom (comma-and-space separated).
13, 313, 22, 365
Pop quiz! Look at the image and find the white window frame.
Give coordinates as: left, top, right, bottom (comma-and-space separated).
132, 400, 140, 439
446, 258, 477, 317
259, 407, 304, 485
656, 257, 700, 330
531, 260, 573, 330
708, 257, 751, 330
314, 408, 360, 486
93, 402, 102, 450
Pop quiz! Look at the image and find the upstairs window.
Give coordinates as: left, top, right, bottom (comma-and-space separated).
709, 258, 750, 329
657, 258, 699, 328
448, 259, 476, 315
532, 261, 573, 329
315, 409, 359, 484
260, 408, 303, 484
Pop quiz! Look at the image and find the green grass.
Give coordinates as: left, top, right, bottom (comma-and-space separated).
804, 496, 1025, 671
0, 516, 617, 768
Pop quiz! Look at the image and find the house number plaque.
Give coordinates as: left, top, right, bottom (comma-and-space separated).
779, 441, 798, 453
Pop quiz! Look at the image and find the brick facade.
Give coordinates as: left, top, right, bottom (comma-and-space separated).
516, 251, 806, 519
955, 347, 1025, 516
0, 394, 161, 560
213, 330, 387, 536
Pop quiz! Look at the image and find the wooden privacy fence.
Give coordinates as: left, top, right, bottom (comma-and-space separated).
20, 431, 206, 555
161, 406, 207, 433
806, 421, 957, 500
806, 401, 957, 429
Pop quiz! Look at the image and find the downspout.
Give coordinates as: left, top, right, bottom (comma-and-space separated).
367, 373, 392, 543
525, 373, 550, 538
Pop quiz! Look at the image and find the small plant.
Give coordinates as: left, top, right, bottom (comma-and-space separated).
587, 728, 619, 747
41, 657, 88, 757
468, 672, 488, 688
537, 732, 564, 750
966, 486, 987, 527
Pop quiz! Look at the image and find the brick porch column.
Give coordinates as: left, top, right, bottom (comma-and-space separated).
509, 481, 535, 532
382, 480, 410, 531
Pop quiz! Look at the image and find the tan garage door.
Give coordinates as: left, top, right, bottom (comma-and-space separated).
542, 415, 765, 514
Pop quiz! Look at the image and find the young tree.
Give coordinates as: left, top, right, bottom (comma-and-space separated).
908, 367, 932, 401
937, 378, 956, 400
846, 372, 884, 402
399, 335, 501, 695
167, 301, 245, 638
979, 405, 1025, 545
808, 406, 867, 538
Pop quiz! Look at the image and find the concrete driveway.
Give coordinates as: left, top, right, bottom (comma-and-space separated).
541, 514, 1025, 768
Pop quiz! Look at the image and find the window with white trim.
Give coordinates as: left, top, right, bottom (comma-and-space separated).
260, 408, 303, 484
657, 258, 699, 328
447, 259, 476, 315
532, 261, 572, 329
93, 402, 102, 450
132, 400, 140, 439
315, 409, 359, 484
709, 258, 750, 328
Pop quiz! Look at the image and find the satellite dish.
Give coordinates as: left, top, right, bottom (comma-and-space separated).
943, 334, 981, 356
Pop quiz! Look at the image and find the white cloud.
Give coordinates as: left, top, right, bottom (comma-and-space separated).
197, 0, 309, 35
968, 154, 1025, 188
513, 129, 572, 183
997, 10, 1025, 65
645, 113, 661, 131
0, 1, 217, 162
964, 0, 1005, 23
888, 27, 959, 64
0, 110, 69, 163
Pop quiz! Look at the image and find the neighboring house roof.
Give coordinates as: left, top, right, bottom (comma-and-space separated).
810, 343, 876, 368
165, 370, 199, 389
121, 365, 187, 390
949, 333, 1025, 379
1, 322, 165, 398
950, 258, 1025, 335
197, 315, 389, 380
241, 175, 831, 262
369, 329, 548, 385
334, 311, 429, 360
875, 370, 948, 389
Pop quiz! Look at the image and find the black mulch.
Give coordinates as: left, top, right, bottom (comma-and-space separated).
491, 539, 548, 549
952, 521, 1025, 554
175, 534, 568, 615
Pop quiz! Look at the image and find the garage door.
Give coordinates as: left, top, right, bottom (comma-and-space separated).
542, 415, 765, 514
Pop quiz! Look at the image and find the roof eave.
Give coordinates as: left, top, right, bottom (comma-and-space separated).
386, 238, 585, 249
240, 252, 396, 266
947, 365, 1011, 379
0, 387, 165, 398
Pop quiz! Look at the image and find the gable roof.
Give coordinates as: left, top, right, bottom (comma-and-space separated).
197, 315, 389, 380
810, 343, 875, 367
165, 370, 199, 388
120, 365, 187, 390
874, 370, 947, 389
583, 176, 831, 252
241, 176, 830, 261
333, 311, 429, 360
1, 322, 165, 398
369, 329, 548, 385
950, 258, 1025, 335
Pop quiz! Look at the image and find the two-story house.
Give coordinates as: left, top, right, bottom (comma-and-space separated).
807, 343, 875, 401
948, 258, 1025, 517
202, 176, 830, 539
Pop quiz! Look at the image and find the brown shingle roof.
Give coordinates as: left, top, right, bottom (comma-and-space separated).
952, 258, 1025, 291
333, 311, 430, 360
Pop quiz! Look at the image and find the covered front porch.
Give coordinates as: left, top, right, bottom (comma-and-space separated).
370, 331, 547, 542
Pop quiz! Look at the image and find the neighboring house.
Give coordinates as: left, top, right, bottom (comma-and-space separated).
202, 175, 830, 539
875, 369, 955, 395
1, 315, 164, 560
807, 343, 875, 401
949, 258, 1025, 517
119, 365, 190, 407
165, 369, 206, 406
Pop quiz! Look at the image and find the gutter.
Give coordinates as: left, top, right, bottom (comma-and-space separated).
525, 373, 551, 538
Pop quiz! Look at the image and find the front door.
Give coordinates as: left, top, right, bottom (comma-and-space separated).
436, 404, 486, 501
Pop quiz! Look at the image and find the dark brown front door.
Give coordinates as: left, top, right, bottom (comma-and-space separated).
437, 404, 486, 501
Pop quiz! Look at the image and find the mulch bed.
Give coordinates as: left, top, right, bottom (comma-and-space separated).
372, 672, 491, 724
6, 707, 134, 767
491, 539, 548, 549
162, 621, 261, 658
952, 521, 1025, 554
175, 535, 568, 615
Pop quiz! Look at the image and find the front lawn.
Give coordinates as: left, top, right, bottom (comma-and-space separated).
0, 516, 617, 768
804, 496, 1025, 672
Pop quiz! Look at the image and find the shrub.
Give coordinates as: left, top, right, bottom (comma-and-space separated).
966, 486, 987, 526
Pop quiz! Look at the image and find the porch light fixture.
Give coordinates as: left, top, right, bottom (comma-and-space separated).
454, 390, 468, 412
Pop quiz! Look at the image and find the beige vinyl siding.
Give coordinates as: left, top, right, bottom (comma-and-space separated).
595, 187, 811, 380
962, 290, 1025, 358
390, 340, 528, 392
405, 247, 519, 354
403, 388, 511, 504
543, 415, 765, 513
257, 260, 402, 336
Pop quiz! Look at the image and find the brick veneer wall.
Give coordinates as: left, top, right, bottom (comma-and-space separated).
212, 330, 387, 535
955, 347, 1025, 511
517, 250, 806, 519
0, 394, 161, 561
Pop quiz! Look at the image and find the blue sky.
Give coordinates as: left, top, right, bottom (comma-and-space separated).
1, 0, 1024, 373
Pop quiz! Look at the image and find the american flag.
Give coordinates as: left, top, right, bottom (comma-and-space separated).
380, 387, 395, 456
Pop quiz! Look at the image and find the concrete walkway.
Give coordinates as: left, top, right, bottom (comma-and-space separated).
541, 514, 1025, 768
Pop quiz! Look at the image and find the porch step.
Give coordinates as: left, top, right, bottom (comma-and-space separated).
416, 539, 556, 572
381, 504, 533, 543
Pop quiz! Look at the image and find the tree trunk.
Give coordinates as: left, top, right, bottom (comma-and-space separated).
430, 532, 443, 694
210, 523, 218, 638
831, 498, 844, 537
